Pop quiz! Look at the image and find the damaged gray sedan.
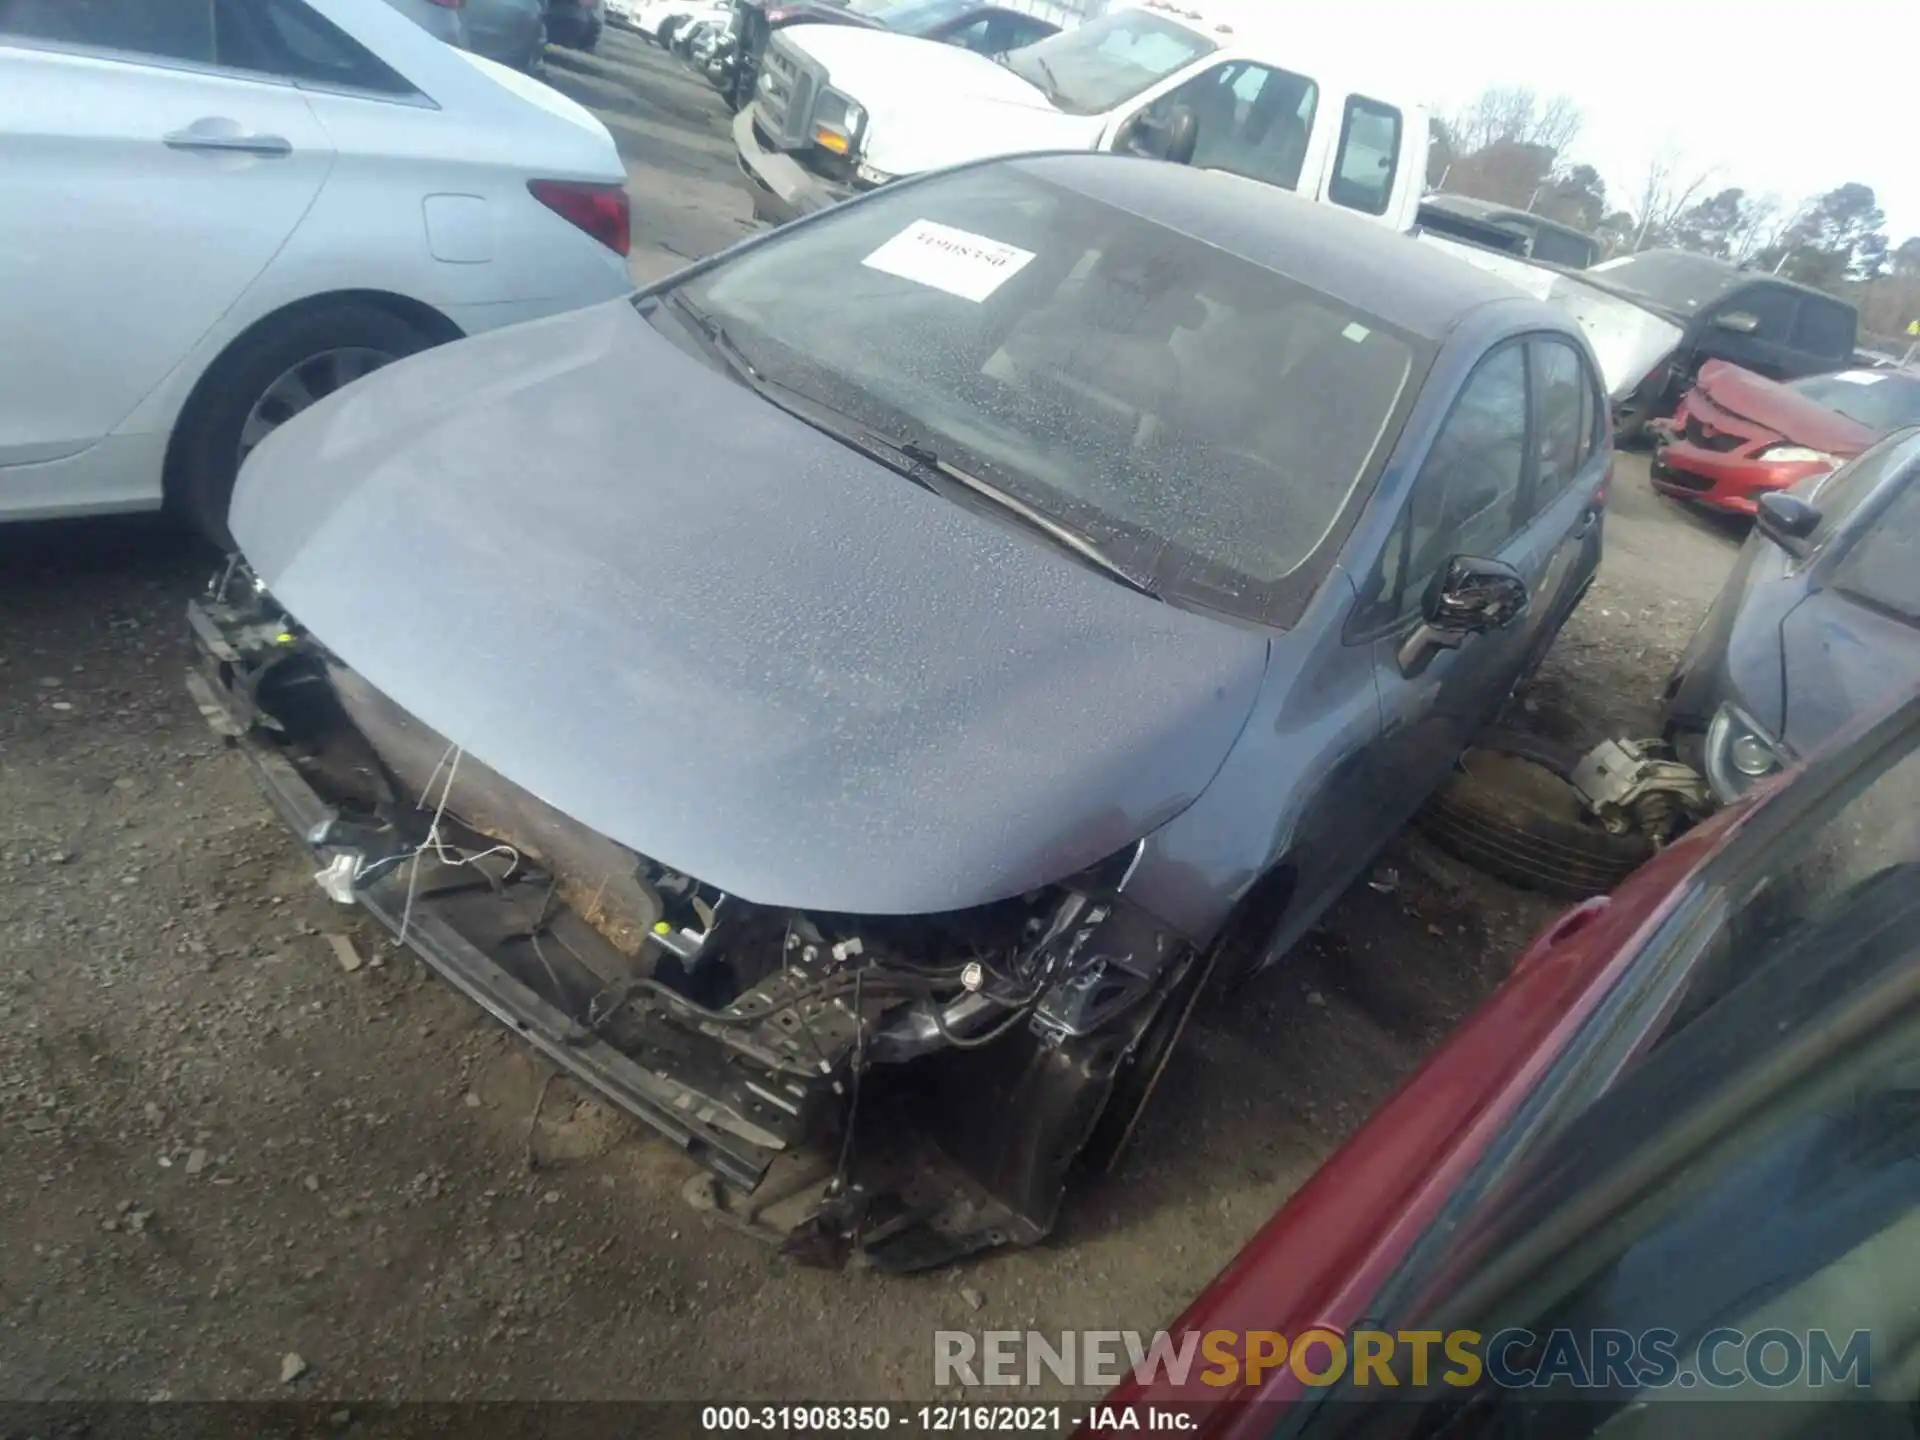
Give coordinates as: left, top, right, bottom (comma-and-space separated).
187, 154, 1607, 1270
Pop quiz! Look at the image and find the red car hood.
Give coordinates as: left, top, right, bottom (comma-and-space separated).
1693, 360, 1877, 456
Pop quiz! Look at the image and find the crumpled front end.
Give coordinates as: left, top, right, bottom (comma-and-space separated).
1650, 384, 1833, 516
186, 570, 1202, 1271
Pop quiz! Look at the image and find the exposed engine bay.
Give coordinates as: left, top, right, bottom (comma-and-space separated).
185, 566, 1202, 1272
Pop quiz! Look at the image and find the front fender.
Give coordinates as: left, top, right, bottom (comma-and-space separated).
1119, 571, 1381, 950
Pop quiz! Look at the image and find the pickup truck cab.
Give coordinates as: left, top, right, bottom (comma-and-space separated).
735, 1, 1429, 229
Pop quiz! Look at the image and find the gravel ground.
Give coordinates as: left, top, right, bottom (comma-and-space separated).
0, 31, 1745, 1404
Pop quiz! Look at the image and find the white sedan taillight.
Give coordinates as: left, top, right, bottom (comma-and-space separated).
528, 180, 632, 257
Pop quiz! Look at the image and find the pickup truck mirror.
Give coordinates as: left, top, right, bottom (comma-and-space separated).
1711, 311, 1760, 335
1396, 555, 1529, 676
1124, 103, 1199, 165
1160, 104, 1199, 165
1755, 491, 1820, 555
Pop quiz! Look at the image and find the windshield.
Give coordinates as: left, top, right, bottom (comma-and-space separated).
1788, 370, 1920, 433
1001, 10, 1218, 116
1585, 248, 1741, 315
845, 0, 971, 27
663, 161, 1422, 624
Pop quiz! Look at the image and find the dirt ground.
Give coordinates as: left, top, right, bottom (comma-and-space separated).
0, 35, 1746, 1405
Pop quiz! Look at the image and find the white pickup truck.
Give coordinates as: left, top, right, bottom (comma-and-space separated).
734, 1, 1430, 231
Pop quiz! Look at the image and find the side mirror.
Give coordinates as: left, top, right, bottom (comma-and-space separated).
1712, 311, 1760, 335
1125, 103, 1199, 165
1160, 104, 1199, 165
1397, 556, 1530, 676
1755, 491, 1820, 556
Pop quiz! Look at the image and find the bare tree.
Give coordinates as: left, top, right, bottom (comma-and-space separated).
1727, 193, 1791, 265
1446, 86, 1582, 160
1628, 146, 1719, 251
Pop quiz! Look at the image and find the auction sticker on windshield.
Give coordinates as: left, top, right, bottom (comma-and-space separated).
862, 220, 1036, 303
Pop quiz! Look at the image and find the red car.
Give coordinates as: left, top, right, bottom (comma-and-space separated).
1650, 359, 1920, 515
1094, 687, 1920, 1435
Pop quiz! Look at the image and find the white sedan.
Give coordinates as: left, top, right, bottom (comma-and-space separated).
0, 0, 635, 545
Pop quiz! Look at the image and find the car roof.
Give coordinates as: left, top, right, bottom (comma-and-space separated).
1597, 247, 1848, 305
1010, 153, 1563, 343
1425, 193, 1594, 243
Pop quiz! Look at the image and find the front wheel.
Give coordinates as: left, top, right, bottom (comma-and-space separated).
170, 303, 430, 549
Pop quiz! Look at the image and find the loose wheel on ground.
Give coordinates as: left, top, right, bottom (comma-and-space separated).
1418, 731, 1655, 898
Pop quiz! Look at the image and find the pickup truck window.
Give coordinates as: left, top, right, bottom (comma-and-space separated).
1328, 96, 1400, 217
1791, 297, 1856, 360
1002, 9, 1218, 117
671, 162, 1426, 624
1150, 61, 1317, 193
1717, 284, 1798, 343
1526, 226, 1598, 269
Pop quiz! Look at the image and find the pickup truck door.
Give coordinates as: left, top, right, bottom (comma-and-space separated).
1692, 285, 1803, 383
1312, 92, 1415, 226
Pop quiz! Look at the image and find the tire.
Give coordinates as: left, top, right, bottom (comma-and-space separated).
169, 302, 430, 550
1417, 730, 1654, 898
1078, 947, 1215, 1175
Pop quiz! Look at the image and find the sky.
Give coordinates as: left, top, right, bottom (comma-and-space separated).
1211, 0, 1920, 241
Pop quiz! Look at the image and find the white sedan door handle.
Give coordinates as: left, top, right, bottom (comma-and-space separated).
164, 126, 294, 158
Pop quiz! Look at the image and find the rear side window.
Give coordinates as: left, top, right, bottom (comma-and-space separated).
0, 0, 215, 64
1529, 337, 1598, 513
1527, 227, 1598, 269
1792, 297, 1856, 359
1720, 285, 1798, 342
1327, 96, 1401, 217
214, 0, 417, 95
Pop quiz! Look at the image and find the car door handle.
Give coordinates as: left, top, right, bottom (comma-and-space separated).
164, 128, 293, 158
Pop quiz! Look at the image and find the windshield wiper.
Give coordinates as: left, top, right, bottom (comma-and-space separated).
1029, 53, 1062, 100
667, 291, 762, 384
662, 294, 1155, 597
666, 295, 946, 494
877, 435, 1160, 599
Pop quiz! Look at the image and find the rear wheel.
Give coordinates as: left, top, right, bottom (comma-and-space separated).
169, 303, 430, 550
1078, 948, 1214, 1174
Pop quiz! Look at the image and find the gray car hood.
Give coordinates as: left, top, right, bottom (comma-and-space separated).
230, 299, 1269, 915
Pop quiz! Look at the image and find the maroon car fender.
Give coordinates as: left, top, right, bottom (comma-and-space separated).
1091, 802, 1763, 1436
